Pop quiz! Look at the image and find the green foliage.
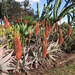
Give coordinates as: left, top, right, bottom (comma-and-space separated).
1, 0, 9, 18
61, 26, 75, 52
22, 16, 33, 26
49, 60, 75, 75
7, 0, 21, 22
67, 7, 75, 25
9, 25, 28, 47
48, 22, 75, 52
12, 23, 35, 37
39, 0, 75, 25
1, 19, 75, 74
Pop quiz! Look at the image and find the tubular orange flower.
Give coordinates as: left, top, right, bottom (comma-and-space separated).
45, 25, 49, 37
59, 30, 63, 45
63, 22, 65, 27
29, 29, 31, 37
35, 27, 38, 36
67, 24, 71, 36
7, 21, 9, 28
39, 21, 40, 24
42, 20, 43, 25
4, 16, 8, 29
55, 22, 59, 30
43, 33, 47, 47
15, 20, 17, 23
67, 23, 69, 26
4, 16, 6, 20
44, 19, 45, 22
14, 31, 22, 61
24, 19, 27, 24
42, 41, 46, 58
4, 19, 8, 29
48, 23, 51, 31
42, 21, 45, 28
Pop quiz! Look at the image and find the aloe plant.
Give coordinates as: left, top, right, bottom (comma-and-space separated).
37, 2, 40, 20
67, 7, 75, 25
39, 0, 75, 24
40, 0, 53, 21
0, 45, 16, 75
12, 23, 35, 37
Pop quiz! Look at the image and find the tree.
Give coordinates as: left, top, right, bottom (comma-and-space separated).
20, 0, 31, 17
7, 0, 21, 22
0, 3, 2, 18
39, 0, 75, 25
1, 0, 8, 19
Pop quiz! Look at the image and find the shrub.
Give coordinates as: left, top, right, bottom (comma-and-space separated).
22, 16, 33, 26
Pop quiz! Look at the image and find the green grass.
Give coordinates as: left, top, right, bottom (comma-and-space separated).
48, 61, 75, 75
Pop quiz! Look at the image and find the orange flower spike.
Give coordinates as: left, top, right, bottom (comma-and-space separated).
42, 21, 45, 28
4, 19, 8, 29
29, 29, 31, 37
68, 24, 71, 36
24, 19, 27, 24
7, 21, 10, 28
35, 27, 38, 36
35, 20, 37, 26
4, 16, 8, 29
4, 16, 6, 20
44, 19, 45, 22
39, 21, 40, 24
37, 24, 39, 31
43, 33, 47, 47
42, 41, 47, 58
67, 23, 69, 27
15, 20, 17, 23
45, 26, 49, 37
59, 30, 63, 45
63, 22, 65, 27
48, 23, 51, 31
14, 31, 22, 61
42, 21, 43, 25
56, 22, 59, 30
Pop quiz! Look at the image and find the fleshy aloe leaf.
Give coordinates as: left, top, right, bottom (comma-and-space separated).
0, 44, 6, 50
25, 53, 28, 62
2, 51, 14, 64
1, 59, 11, 69
0, 49, 4, 65
53, 38, 59, 47
2, 72, 10, 75
2, 66, 16, 71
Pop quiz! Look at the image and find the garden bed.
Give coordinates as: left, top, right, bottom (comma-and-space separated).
28, 52, 75, 75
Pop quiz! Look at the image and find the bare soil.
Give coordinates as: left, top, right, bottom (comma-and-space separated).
28, 52, 75, 75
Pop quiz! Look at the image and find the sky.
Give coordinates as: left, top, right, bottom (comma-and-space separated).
15, 0, 68, 24
0, 0, 69, 25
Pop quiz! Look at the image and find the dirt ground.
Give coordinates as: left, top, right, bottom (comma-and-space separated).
28, 52, 75, 75
11, 48, 75, 75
